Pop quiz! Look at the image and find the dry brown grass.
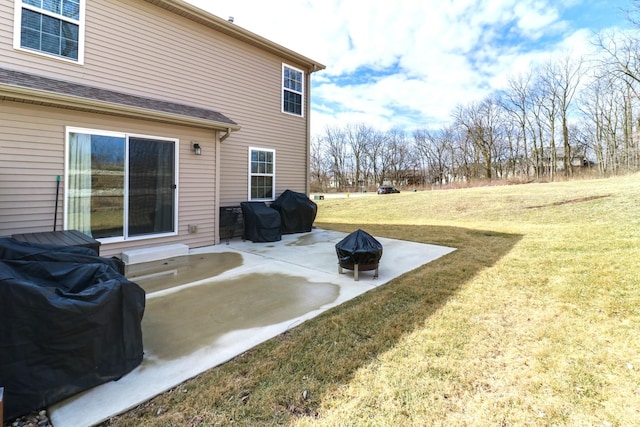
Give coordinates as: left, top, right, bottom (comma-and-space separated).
103, 174, 640, 426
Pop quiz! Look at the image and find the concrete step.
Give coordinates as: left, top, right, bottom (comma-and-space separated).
121, 244, 189, 265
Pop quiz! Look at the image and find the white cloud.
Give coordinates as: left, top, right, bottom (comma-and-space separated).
186, 0, 628, 136
514, 2, 563, 37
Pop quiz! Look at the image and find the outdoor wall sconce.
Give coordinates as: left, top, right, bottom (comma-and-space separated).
192, 143, 202, 155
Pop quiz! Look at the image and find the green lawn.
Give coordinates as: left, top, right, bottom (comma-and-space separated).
105, 174, 640, 426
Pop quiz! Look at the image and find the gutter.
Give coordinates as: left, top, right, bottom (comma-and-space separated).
0, 85, 242, 132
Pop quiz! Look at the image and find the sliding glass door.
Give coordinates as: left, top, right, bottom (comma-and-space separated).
128, 137, 175, 237
66, 128, 177, 240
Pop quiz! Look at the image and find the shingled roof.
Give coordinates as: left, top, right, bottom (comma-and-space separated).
0, 67, 239, 131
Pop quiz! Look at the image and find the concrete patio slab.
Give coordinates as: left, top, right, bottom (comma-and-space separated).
48, 228, 455, 427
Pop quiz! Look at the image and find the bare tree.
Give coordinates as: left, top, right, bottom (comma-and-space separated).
595, 22, 640, 174
344, 123, 375, 191
526, 78, 550, 180
310, 136, 330, 191
386, 128, 411, 185
499, 121, 523, 179
502, 70, 537, 178
322, 125, 348, 190
596, 30, 640, 93
453, 96, 504, 180
536, 62, 564, 180
548, 55, 584, 176
413, 127, 454, 186
580, 62, 640, 176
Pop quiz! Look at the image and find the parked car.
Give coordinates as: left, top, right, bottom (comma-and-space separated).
377, 186, 400, 194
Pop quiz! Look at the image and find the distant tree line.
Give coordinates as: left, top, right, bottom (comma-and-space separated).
311, 15, 640, 192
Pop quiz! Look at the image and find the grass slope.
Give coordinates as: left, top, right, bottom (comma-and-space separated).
105, 175, 640, 426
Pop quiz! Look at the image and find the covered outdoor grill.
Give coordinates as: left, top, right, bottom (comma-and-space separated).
271, 189, 317, 234
335, 229, 383, 281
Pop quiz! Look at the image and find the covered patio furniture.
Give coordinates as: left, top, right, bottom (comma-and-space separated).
0, 238, 145, 422
240, 202, 282, 243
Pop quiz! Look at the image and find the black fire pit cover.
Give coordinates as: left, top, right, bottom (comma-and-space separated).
335, 229, 383, 266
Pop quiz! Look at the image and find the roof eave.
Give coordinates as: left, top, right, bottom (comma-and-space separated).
0, 84, 242, 132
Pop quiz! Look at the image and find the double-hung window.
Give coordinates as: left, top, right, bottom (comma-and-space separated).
66, 128, 177, 241
14, 0, 84, 62
249, 148, 275, 201
282, 64, 304, 116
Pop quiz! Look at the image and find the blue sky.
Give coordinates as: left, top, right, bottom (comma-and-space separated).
186, 0, 633, 137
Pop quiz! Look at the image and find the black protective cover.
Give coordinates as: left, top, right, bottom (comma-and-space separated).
271, 190, 317, 234
335, 229, 383, 266
0, 238, 145, 421
240, 202, 282, 242
0, 237, 124, 273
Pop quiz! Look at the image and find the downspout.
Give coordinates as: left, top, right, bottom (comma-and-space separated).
219, 128, 232, 143
305, 67, 313, 195
305, 63, 324, 195
214, 129, 222, 244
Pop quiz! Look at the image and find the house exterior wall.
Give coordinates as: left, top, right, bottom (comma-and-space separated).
0, 0, 313, 201
0, 100, 218, 257
0, 0, 321, 254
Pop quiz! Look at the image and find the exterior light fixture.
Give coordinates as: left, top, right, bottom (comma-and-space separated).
192, 143, 202, 155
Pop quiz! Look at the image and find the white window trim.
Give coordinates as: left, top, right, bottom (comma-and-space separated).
13, 0, 86, 64
64, 126, 179, 243
282, 63, 304, 117
248, 147, 276, 202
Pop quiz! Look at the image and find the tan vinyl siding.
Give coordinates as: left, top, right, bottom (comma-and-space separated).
0, 100, 218, 257
0, 5, 14, 55
1, 1, 309, 118
96, 8, 287, 126
1, 1, 313, 202
0, 106, 66, 232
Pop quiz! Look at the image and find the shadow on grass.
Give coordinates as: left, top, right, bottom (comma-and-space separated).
104, 223, 521, 426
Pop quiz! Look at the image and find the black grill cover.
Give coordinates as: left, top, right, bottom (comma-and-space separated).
0, 238, 145, 421
271, 190, 317, 234
240, 202, 282, 242
335, 229, 383, 266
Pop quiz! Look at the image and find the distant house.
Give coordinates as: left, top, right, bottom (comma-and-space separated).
541, 146, 589, 172
0, 0, 325, 257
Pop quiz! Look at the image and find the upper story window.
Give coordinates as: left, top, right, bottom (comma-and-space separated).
282, 64, 304, 116
14, 0, 85, 63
